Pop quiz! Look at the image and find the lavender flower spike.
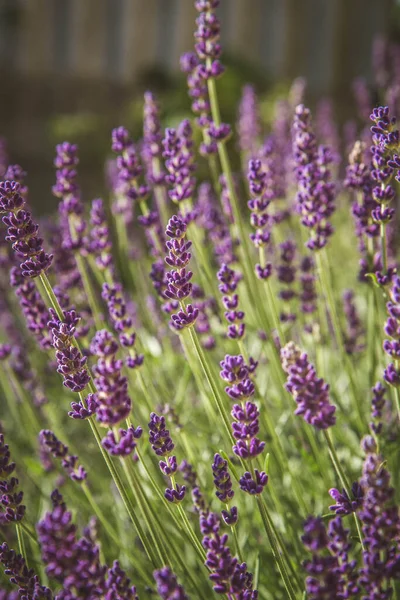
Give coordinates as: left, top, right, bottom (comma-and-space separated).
39, 430, 87, 483
281, 341, 336, 429
148, 412, 186, 503
0, 180, 53, 277
154, 566, 188, 599
0, 434, 25, 524
164, 214, 199, 331
0, 543, 52, 599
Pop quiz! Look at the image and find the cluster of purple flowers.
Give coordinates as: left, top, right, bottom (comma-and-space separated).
302, 515, 359, 599
102, 282, 144, 369
369, 107, 399, 231
237, 85, 261, 158
153, 567, 188, 599
342, 290, 364, 355
52, 142, 86, 252
111, 126, 149, 221
163, 214, 199, 330
217, 263, 245, 339
180, 0, 230, 154
142, 91, 166, 187
212, 453, 238, 526
148, 412, 186, 503
292, 105, 336, 250
39, 430, 87, 483
345, 140, 379, 271
277, 241, 297, 322
0, 542, 52, 599
219, 354, 267, 494
200, 510, 258, 597
163, 120, 196, 204
0, 180, 53, 277
90, 330, 133, 430
196, 182, 237, 266
247, 158, 272, 280
358, 435, 400, 596
0, 434, 25, 525
370, 381, 387, 435
48, 308, 90, 394
37, 490, 138, 598
10, 264, 51, 349
87, 198, 113, 273
299, 256, 317, 316
383, 275, 400, 387
281, 341, 336, 429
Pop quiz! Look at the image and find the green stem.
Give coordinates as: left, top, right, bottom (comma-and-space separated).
185, 324, 233, 445
380, 221, 388, 275
323, 430, 364, 549
255, 496, 298, 600
16, 523, 28, 565
75, 253, 104, 331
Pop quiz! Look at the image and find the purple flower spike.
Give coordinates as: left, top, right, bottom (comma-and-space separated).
383, 276, 400, 388
90, 329, 132, 426
0, 180, 53, 278
237, 85, 261, 157
163, 122, 196, 204
200, 510, 258, 596
68, 394, 97, 420
164, 484, 186, 504
329, 482, 363, 515
239, 470, 268, 495
302, 515, 359, 598
358, 438, 400, 597
102, 282, 144, 369
106, 560, 138, 599
164, 215, 199, 330
292, 105, 336, 250
148, 412, 175, 457
154, 566, 188, 600
48, 308, 90, 393
247, 159, 273, 278
142, 91, 166, 186
221, 506, 238, 526
0, 434, 25, 525
39, 430, 87, 483
217, 263, 246, 340
102, 426, 142, 458
212, 453, 234, 503
111, 126, 149, 222
281, 341, 336, 429
0, 543, 52, 599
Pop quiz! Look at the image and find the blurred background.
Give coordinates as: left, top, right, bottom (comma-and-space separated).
0, 0, 398, 212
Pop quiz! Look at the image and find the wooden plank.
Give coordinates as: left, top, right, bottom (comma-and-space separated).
303, 0, 336, 94
119, 0, 159, 81
282, 0, 307, 81
69, 0, 108, 77
15, 0, 54, 74
259, 0, 286, 78
171, 0, 197, 71
225, 0, 263, 64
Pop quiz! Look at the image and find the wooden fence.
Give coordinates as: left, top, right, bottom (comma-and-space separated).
0, 0, 393, 94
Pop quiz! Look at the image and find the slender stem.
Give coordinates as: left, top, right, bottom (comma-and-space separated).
16, 523, 27, 564
256, 496, 298, 600
75, 254, 104, 331
323, 430, 364, 549
259, 247, 285, 344
380, 221, 388, 274
120, 457, 165, 567
185, 324, 233, 444
19, 521, 38, 546
226, 502, 243, 563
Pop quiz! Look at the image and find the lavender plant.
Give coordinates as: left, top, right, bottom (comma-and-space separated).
0, 2, 400, 599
